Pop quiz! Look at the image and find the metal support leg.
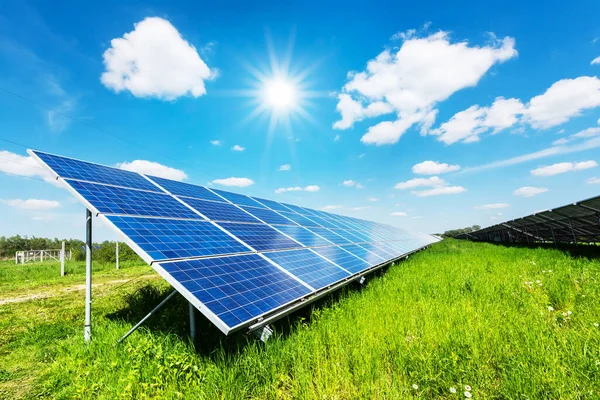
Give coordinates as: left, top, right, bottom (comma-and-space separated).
189, 302, 196, 342
549, 222, 557, 247
569, 218, 578, 247
116, 290, 178, 344
84, 209, 92, 343
116, 242, 119, 270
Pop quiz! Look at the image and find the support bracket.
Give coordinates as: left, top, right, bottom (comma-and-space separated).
253, 324, 273, 343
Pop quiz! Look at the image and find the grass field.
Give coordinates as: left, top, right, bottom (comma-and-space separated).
1, 239, 599, 399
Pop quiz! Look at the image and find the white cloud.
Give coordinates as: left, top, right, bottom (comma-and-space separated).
334, 31, 517, 145
2, 198, 61, 210
475, 203, 510, 209
101, 17, 214, 100
0, 150, 55, 182
572, 127, 600, 140
513, 186, 548, 197
212, 177, 254, 187
530, 160, 597, 176
394, 176, 446, 189
322, 205, 343, 211
412, 160, 460, 175
390, 211, 408, 217
358, 153, 366, 159
412, 186, 466, 197
587, 177, 600, 184
278, 164, 291, 171
356, 183, 364, 189
117, 160, 187, 181
210, 140, 222, 146
523, 76, 600, 129
342, 179, 356, 187
231, 145, 245, 152
429, 97, 525, 144
334, 134, 341, 142
591, 56, 600, 65
351, 206, 370, 211
367, 197, 379, 202
275, 185, 319, 194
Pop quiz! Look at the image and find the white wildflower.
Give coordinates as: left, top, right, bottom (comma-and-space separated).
464, 391, 472, 398
549, 270, 553, 272
562, 312, 568, 317
536, 280, 541, 284
542, 270, 546, 273
450, 387, 457, 393
412, 384, 418, 390
465, 385, 472, 391
548, 306, 554, 311
567, 310, 572, 315
594, 323, 599, 327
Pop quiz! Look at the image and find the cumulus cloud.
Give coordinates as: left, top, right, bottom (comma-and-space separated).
278, 164, 291, 171
212, 177, 254, 187
591, 56, 600, 65
0, 150, 55, 182
390, 211, 408, 217
412, 160, 460, 175
530, 160, 597, 176
231, 145, 245, 152
322, 205, 343, 211
394, 176, 446, 189
367, 197, 379, 202
101, 17, 214, 100
587, 177, 600, 184
341, 180, 364, 188
513, 186, 548, 197
475, 203, 510, 209
275, 185, 320, 194
412, 186, 466, 197
1, 198, 61, 210
334, 31, 517, 145
117, 160, 187, 181
210, 140, 222, 146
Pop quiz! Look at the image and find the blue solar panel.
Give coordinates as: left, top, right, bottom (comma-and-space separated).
263, 249, 350, 290
306, 227, 352, 245
273, 225, 333, 247
278, 211, 321, 227
240, 206, 297, 226
32, 151, 160, 192
147, 176, 225, 202
331, 229, 367, 244
341, 244, 385, 266
211, 189, 267, 208
217, 222, 302, 251
278, 202, 310, 215
359, 243, 395, 260
67, 180, 203, 219
182, 197, 260, 223
303, 215, 338, 229
341, 229, 371, 242
311, 246, 370, 274
159, 254, 311, 328
319, 216, 352, 230
250, 197, 291, 212
107, 216, 251, 261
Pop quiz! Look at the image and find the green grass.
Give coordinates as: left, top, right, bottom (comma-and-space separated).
1, 239, 599, 399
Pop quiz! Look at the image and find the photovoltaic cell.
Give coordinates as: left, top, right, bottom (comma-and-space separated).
182, 197, 260, 223
211, 189, 267, 209
240, 206, 296, 226
159, 254, 311, 328
306, 227, 352, 245
107, 216, 251, 261
330, 229, 366, 244
273, 225, 333, 247
263, 249, 350, 290
303, 215, 338, 229
278, 211, 321, 227
311, 246, 370, 274
67, 180, 203, 219
341, 244, 385, 266
217, 222, 302, 251
278, 202, 310, 215
251, 197, 291, 213
147, 175, 224, 202
359, 243, 395, 260
32, 151, 159, 192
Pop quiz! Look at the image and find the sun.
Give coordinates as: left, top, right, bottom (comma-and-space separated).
264, 78, 296, 110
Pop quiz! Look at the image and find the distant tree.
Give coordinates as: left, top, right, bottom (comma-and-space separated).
442, 224, 481, 238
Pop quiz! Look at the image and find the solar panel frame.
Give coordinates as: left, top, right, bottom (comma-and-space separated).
250, 196, 293, 213
216, 222, 304, 251
181, 197, 261, 223
147, 175, 226, 202
210, 188, 268, 209
239, 206, 298, 226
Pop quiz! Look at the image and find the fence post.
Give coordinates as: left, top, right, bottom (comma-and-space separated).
116, 242, 119, 270
61, 241, 65, 277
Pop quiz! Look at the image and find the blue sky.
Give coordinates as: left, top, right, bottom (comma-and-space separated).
1, 0, 600, 241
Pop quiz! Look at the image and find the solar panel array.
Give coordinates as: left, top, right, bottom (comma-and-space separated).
456, 195, 600, 245
30, 149, 439, 335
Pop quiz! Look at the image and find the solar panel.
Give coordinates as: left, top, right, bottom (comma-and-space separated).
217, 222, 303, 251
181, 197, 260, 223
272, 225, 333, 247
263, 249, 351, 290
67, 180, 202, 219
29, 149, 440, 336
147, 175, 224, 202
211, 189, 267, 209
159, 254, 311, 330
107, 216, 251, 261
311, 246, 371, 274
32, 151, 160, 192
240, 206, 296, 226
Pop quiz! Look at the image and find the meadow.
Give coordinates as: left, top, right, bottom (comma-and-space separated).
0, 239, 599, 399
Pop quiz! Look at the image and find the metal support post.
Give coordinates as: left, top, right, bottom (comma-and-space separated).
116, 242, 119, 270
61, 241, 65, 277
568, 218, 578, 246
84, 209, 92, 343
549, 221, 557, 246
189, 302, 196, 342
116, 290, 178, 344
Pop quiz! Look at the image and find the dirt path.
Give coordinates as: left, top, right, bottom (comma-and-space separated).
0, 275, 157, 306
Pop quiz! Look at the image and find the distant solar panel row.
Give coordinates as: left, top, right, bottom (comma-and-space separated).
30, 149, 439, 335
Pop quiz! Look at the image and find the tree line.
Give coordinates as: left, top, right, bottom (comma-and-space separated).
436, 225, 482, 238
0, 235, 142, 263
